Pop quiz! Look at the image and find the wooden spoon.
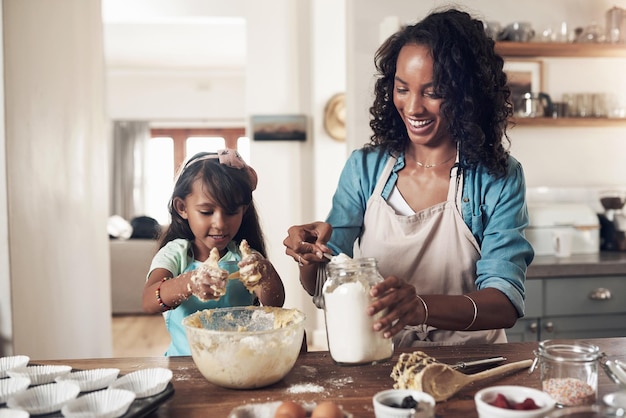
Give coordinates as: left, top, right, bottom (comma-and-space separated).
418, 359, 534, 401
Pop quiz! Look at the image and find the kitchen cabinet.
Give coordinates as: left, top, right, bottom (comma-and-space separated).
505, 275, 626, 341
496, 41, 626, 127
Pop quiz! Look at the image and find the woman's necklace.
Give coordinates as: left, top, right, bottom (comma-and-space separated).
412, 153, 456, 169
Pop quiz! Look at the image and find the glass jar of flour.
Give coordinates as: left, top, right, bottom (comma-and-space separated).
323, 255, 393, 365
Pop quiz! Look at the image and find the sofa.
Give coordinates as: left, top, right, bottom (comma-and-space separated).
110, 239, 159, 314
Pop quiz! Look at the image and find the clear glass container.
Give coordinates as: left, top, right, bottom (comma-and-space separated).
322, 257, 393, 365
533, 340, 602, 407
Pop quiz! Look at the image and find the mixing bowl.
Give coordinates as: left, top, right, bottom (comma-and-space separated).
182, 306, 306, 389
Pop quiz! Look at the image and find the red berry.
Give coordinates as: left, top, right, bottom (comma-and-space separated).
520, 398, 540, 410
489, 393, 512, 409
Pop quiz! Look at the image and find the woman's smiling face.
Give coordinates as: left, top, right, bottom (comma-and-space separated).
393, 43, 451, 147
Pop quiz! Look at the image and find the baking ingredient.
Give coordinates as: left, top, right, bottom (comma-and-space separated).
274, 401, 306, 418
323, 254, 393, 364
542, 377, 596, 406
311, 401, 343, 418
489, 393, 539, 410
389, 395, 419, 409
183, 307, 305, 389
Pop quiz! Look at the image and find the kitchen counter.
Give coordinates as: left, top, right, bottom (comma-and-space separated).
34, 337, 626, 418
528, 251, 626, 278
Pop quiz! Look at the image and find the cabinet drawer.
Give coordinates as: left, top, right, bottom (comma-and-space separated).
544, 276, 626, 316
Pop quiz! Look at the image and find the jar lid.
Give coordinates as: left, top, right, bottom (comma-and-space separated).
537, 340, 601, 363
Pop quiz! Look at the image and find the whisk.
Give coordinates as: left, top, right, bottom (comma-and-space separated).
312, 253, 332, 309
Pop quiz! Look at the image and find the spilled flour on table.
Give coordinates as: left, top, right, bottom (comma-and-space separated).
286, 383, 325, 394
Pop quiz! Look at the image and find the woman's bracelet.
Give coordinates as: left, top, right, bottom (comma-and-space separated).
156, 277, 173, 312
463, 294, 478, 330
415, 294, 429, 326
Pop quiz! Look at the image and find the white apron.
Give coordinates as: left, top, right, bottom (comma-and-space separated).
355, 156, 507, 347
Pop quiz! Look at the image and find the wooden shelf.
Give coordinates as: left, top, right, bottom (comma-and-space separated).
495, 42, 626, 58
511, 117, 626, 127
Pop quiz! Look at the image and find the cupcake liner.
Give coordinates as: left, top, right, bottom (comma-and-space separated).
55, 368, 120, 392
0, 355, 30, 379
108, 368, 172, 398
0, 376, 31, 404
6, 381, 80, 415
8, 364, 72, 385
61, 388, 136, 418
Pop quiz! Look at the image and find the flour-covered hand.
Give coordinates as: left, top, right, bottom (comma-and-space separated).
237, 239, 267, 292
189, 247, 228, 301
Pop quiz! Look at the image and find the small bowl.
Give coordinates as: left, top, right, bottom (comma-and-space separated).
475, 385, 556, 418
0, 377, 31, 404
373, 389, 435, 418
56, 368, 120, 392
108, 367, 172, 398
6, 381, 80, 415
0, 409, 30, 418
8, 364, 72, 385
0, 355, 30, 378
61, 388, 136, 418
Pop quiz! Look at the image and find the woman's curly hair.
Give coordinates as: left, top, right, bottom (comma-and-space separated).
369, 8, 513, 177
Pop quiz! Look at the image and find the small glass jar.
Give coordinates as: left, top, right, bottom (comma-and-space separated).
322, 257, 393, 365
533, 340, 602, 407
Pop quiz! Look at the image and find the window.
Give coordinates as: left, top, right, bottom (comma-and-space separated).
145, 128, 249, 224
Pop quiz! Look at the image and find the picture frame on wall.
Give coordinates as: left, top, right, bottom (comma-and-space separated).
503, 60, 543, 112
251, 114, 307, 141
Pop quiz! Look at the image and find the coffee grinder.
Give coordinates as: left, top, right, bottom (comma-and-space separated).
598, 191, 626, 251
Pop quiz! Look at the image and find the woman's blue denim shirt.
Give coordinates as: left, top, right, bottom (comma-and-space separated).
325, 148, 534, 317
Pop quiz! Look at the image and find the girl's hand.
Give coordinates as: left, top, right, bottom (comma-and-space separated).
367, 276, 421, 339
238, 251, 268, 291
190, 248, 228, 301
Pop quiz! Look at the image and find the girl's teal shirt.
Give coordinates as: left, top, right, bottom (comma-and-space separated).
325, 148, 534, 317
148, 239, 256, 356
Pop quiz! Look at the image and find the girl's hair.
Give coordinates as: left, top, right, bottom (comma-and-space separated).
369, 8, 513, 177
158, 152, 267, 257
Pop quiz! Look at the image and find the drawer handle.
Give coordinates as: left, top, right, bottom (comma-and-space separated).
589, 287, 612, 301
544, 322, 554, 333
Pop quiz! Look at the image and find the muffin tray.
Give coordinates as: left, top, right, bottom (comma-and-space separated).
0, 371, 174, 418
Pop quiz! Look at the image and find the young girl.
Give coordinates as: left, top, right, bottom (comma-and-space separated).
143, 149, 285, 356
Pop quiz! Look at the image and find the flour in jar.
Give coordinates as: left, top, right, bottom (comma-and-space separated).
323, 266, 393, 364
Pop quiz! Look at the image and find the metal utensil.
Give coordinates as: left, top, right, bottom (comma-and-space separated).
312, 263, 328, 309
451, 356, 507, 370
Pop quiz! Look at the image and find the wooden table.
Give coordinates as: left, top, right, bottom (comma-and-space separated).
40, 338, 626, 417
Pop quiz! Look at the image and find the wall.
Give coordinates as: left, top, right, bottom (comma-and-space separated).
0, 0, 11, 355
3, 0, 112, 359
346, 0, 626, 192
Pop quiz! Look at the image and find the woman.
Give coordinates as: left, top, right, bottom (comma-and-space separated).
283, 8, 534, 347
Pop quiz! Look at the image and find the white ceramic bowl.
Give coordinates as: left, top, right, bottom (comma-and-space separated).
0, 355, 30, 379
6, 381, 80, 415
182, 306, 306, 389
7, 364, 72, 385
61, 388, 136, 418
373, 389, 435, 418
56, 368, 120, 392
475, 385, 556, 418
0, 376, 31, 404
108, 367, 172, 398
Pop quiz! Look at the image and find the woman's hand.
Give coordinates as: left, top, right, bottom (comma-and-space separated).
367, 276, 422, 339
283, 221, 333, 265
